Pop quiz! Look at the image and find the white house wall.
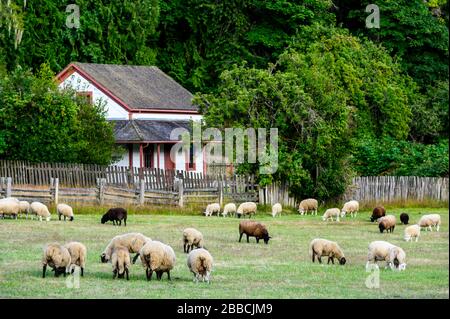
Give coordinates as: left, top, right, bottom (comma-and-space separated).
132, 113, 202, 121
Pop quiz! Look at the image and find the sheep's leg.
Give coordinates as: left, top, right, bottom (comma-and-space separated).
59, 214, 61, 221
256, 238, 260, 244
146, 269, 153, 281
132, 253, 140, 264
183, 243, 187, 253
118, 220, 122, 226
42, 265, 47, 278
317, 256, 322, 264
312, 252, 315, 263
125, 268, 129, 281
239, 233, 243, 242
436, 225, 440, 232
167, 271, 171, 281
246, 234, 249, 243
112, 220, 116, 226
113, 269, 117, 279
429, 225, 432, 232
81, 267, 84, 277
124, 218, 126, 227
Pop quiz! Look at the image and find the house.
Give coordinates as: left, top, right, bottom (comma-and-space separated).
57, 62, 205, 173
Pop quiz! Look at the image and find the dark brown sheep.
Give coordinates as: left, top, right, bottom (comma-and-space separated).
371, 206, 386, 222
238, 220, 271, 244
101, 207, 127, 226
400, 213, 409, 225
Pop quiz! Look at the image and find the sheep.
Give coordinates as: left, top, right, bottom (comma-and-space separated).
340, 200, 359, 218
204, 203, 220, 217
298, 198, 318, 215
366, 241, 406, 271
101, 207, 127, 226
183, 227, 204, 253
238, 220, 271, 244
18, 201, 31, 219
371, 206, 386, 222
139, 240, 176, 281
222, 203, 236, 217
30, 201, 51, 222
378, 215, 396, 233
236, 202, 257, 219
322, 208, 340, 222
271, 203, 282, 218
418, 214, 441, 232
404, 224, 421, 242
309, 238, 346, 265
111, 245, 131, 280
400, 213, 409, 225
187, 248, 213, 283
64, 241, 87, 276
42, 243, 71, 278
57, 203, 74, 221
0, 197, 20, 219
100, 232, 152, 264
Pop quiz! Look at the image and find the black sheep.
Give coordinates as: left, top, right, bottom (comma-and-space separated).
101, 207, 127, 226
400, 213, 409, 225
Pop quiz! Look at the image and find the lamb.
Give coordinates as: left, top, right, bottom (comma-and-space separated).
183, 227, 204, 253
236, 202, 257, 219
204, 203, 220, 217
322, 208, 340, 222
371, 206, 386, 222
64, 241, 87, 276
101, 207, 127, 226
111, 245, 131, 280
340, 200, 359, 218
139, 240, 176, 281
187, 248, 213, 283
404, 224, 421, 242
222, 203, 236, 217
400, 213, 409, 225
238, 220, 271, 244
57, 203, 74, 221
100, 232, 152, 264
42, 243, 71, 278
378, 215, 396, 233
298, 198, 318, 215
18, 201, 31, 219
309, 238, 346, 265
366, 241, 406, 271
418, 214, 441, 232
30, 201, 51, 221
0, 197, 20, 219
271, 203, 282, 218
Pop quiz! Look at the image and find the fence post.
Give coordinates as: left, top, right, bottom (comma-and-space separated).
178, 179, 184, 208
259, 186, 265, 205
139, 179, 145, 205
218, 181, 223, 206
6, 177, 12, 198
98, 178, 106, 205
53, 178, 59, 205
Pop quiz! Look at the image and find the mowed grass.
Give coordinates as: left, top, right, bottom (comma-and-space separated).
0, 207, 448, 299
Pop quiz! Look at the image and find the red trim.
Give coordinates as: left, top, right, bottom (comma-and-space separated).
157, 144, 161, 169
164, 144, 175, 170
202, 146, 207, 175
116, 140, 189, 144
139, 144, 144, 169
128, 113, 133, 120
76, 91, 93, 104
128, 144, 133, 169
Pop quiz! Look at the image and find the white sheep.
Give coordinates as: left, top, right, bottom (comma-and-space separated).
271, 203, 282, 218
30, 201, 51, 222
101, 232, 152, 264
340, 200, 359, 218
236, 202, 257, 218
64, 241, 87, 276
204, 203, 220, 217
404, 224, 421, 242
309, 238, 346, 265
57, 203, 74, 221
0, 197, 20, 219
418, 214, 441, 232
298, 198, 318, 215
18, 201, 31, 219
111, 245, 131, 280
322, 208, 340, 222
42, 243, 71, 278
366, 241, 406, 271
183, 227, 204, 253
222, 203, 237, 217
187, 248, 213, 283
140, 240, 176, 281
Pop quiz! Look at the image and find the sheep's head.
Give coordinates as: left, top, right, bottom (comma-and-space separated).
378, 223, 385, 233
54, 267, 66, 277
263, 234, 272, 244
69, 216, 74, 221
340, 211, 346, 218
398, 263, 407, 271
100, 253, 109, 263
322, 215, 327, 221
339, 257, 346, 265
100, 214, 108, 224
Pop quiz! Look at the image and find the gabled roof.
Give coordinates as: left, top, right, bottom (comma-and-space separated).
57, 62, 198, 113
113, 120, 192, 142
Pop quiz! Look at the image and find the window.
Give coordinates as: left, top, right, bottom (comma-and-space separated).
144, 145, 153, 168
76, 91, 93, 105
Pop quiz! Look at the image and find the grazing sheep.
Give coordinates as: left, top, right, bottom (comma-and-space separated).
400, 213, 409, 225
111, 245, 131, 280
140, 240, 176, 281
378, 215, 396, 233
30, 201, 51, 222
0, 197, 20, 219
187, 248, 213, 283
340, 200, 359, 218
64, 241, 87, 276
238, 220, 271, 244
298, 198, 318, 215
309, 238, 346, 265
57, 203, 74, 221
101, 232, 152, 264
101, 207, 127, 226
236, 202, 257, 219
371, 206, 386, 222
42, 243, 71, 278
204, 203, 220, 217
271, 203, 282, 218
183, 228, 204, 253
322, 208, 340, 222
222, 203, 236, 217
418, 214, 441, 232
18, 201, 31, 219
366, 241, 406, 271
404, 224, 421, 242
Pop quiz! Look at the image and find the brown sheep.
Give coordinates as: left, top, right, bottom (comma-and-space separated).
378, 215, 396, 233
238, 220, 271, 244
371, 206, 386, 222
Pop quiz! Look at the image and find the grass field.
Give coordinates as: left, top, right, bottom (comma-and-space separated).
0, 206, 448, 299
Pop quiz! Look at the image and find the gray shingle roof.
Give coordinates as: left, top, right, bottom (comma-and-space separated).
113, 120, 192, 142
74, 62, 196, 111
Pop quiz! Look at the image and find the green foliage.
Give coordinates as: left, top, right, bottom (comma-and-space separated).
0, 64, 116, 165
